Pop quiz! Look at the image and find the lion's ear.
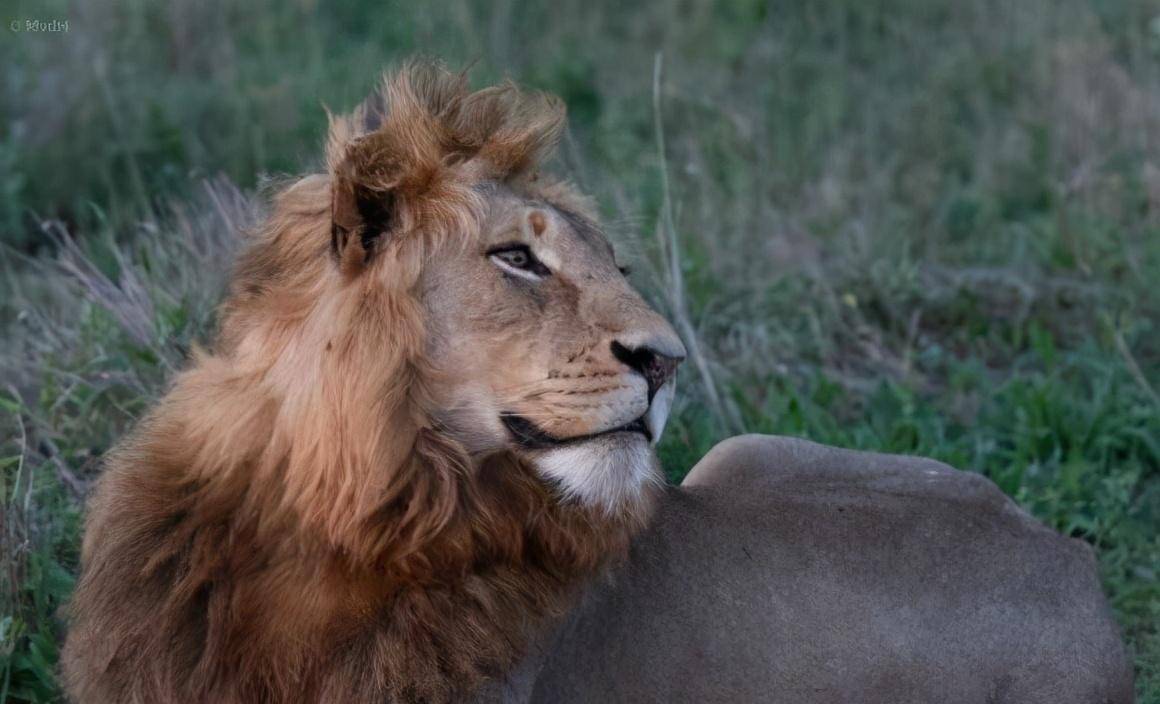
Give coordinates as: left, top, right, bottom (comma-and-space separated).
331, 172, 394, 276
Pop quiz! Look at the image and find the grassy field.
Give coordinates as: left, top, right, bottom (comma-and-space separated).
2, 0, 1159, 700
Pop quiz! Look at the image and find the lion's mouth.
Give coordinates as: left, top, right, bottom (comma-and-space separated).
500, 413, 652, 450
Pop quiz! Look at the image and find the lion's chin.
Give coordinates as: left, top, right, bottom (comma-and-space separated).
527, 434, 662, 515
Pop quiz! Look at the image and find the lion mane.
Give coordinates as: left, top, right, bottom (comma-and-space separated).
62, 63, 650, 703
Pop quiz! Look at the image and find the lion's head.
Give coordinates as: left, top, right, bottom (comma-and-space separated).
337, 70, 685, 516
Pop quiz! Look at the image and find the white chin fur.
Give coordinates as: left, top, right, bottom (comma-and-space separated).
532, 437, 660, 514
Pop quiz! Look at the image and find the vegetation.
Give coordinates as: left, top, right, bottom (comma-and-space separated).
2, 0, 1158, 700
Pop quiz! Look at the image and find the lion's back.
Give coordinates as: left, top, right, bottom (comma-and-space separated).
528, 435, 1133, 704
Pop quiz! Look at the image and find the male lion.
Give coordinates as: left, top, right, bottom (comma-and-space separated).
62, 63, 1132, 703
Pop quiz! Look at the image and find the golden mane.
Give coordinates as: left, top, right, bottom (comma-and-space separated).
62, 62, 647, 703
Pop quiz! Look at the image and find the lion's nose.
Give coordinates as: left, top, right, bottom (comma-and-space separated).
610, 340, 684, 402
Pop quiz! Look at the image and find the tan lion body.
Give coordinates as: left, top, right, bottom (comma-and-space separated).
61, 64, 1131, 703
516, 436, 1133, 703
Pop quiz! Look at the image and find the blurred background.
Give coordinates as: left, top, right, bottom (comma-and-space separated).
2, 0, 1159, 700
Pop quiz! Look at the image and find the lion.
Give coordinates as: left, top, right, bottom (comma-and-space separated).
61, 63, 1132, 703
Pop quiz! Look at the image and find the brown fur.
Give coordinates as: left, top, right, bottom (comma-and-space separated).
61, 62, 651, 704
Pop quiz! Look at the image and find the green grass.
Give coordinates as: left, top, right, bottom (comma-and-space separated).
3, 0, 1160, 701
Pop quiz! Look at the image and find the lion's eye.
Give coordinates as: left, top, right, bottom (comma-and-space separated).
488, 244, 550, 281
498, 248, 530, 268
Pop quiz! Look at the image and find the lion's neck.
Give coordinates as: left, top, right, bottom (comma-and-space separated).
237, 457, 646, 702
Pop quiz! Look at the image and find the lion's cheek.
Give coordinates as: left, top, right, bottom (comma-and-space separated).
429, 383, 509, 455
